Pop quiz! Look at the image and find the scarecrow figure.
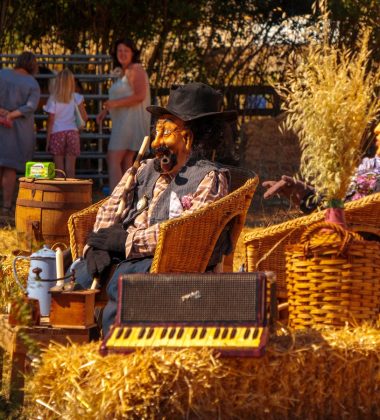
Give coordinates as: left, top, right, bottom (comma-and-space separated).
71, 82, 237, 335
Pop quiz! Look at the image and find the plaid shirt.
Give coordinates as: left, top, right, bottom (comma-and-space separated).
93, 159, 229, 260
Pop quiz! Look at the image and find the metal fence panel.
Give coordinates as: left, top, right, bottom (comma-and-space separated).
1, 54, 282, 185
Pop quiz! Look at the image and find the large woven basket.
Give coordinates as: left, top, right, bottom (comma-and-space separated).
285, 221, 380, 329
244, 192, 380, 300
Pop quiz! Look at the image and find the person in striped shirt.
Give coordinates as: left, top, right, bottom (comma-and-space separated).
71, 82, 237, 335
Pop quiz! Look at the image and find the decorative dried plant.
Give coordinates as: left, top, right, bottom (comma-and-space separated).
280, 31, 380, 207
0, 229, 27, 310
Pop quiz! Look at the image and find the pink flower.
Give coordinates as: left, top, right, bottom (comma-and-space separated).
352, 192, 365, 201
181, 195, 193, 210
348, 172, 379, 201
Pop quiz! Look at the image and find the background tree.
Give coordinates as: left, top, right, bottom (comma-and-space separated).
328, 0, 380, 61
0, 0, 378, 88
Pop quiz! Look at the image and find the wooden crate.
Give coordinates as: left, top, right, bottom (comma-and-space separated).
49, 290, 99, 328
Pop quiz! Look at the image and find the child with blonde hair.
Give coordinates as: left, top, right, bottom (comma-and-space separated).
44, 68, 87, 178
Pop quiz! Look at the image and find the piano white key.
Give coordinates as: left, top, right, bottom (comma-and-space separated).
152, 326, 171, 347
106, 326, 121, 346
144, 326, 164, 348
182, 327, 198, 347
116, 327, 140, 348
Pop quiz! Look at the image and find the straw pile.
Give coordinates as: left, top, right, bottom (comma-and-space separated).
24, 325, 380, 419
0, 227, 28, 311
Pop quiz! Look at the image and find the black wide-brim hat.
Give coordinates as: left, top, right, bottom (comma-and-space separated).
147, 82, 237, 122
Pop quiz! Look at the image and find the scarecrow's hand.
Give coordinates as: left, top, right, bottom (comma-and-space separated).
87, 224, 127, 254
85, 248, 111, 277
262, 175, 314, 206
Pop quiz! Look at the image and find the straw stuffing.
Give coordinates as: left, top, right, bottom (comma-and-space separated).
23, 325, 380, 419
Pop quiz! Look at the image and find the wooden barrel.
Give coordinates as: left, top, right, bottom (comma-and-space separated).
16, 178, 93, 252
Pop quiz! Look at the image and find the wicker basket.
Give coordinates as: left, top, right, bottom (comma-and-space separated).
285, 221, 380, 329
244, 192, 380, 300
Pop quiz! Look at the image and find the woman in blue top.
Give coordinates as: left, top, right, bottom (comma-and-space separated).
0, 52, 40, 218
96, 38, 151, 191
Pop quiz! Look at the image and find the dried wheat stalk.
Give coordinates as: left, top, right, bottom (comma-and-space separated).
280, 29, 380, 204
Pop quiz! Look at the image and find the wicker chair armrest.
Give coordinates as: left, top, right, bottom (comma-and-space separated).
68, 198, 108, 260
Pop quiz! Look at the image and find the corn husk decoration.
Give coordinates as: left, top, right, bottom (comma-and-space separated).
280, 22, 380, 225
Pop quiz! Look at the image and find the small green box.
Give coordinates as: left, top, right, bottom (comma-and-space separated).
25, 162, 55, 179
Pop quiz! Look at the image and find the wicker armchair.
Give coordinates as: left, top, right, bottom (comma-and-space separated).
244, 192, 380, 298
68, 167, 258, 272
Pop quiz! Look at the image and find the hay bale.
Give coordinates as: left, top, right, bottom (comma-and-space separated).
24, 326, 380, 419
0, 228, 28, 312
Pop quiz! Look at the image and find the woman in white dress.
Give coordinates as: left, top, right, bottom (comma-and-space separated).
96, 38, 151, 191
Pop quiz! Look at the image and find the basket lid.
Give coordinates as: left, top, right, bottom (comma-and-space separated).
19, 177, 93, 185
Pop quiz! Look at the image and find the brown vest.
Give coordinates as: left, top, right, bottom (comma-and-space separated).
122, 157, 230, 229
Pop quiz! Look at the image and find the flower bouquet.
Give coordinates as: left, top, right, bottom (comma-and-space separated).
346, 156, 380, 201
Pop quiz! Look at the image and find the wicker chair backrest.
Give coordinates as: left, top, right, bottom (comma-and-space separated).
223, 165, 257, 192
150, 175, 258, 273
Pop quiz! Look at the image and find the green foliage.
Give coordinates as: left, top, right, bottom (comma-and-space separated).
1, 0, 379, 87
0, 0, 302, 87
327, 0, 380, 60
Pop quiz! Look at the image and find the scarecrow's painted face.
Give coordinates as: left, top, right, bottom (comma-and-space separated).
151, 115, 193, 175
374, 122, 380, 156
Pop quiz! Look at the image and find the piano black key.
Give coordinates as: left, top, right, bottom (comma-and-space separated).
177, 327, 184, 339
191, 328, 198, 339
138, 327, 146, 339
169, 328, 176, 339
161, 328, 168, 339
230, 328, 237, 339
200, 328, 207, 339
123, 327, 132, 339
244, 328, 250, 340
214, 328, 221, 339
146, 328, 154, 339
252, 328, 259, 339
116, 328, 123, 339
221, 328, 229, 339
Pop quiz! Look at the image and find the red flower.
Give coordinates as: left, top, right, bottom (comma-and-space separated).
181, 195, 193, 210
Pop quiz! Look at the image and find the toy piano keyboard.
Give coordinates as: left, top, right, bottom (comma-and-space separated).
100, 272, 276, 357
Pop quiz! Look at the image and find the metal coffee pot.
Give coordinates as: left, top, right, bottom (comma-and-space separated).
13, 245, 57, 316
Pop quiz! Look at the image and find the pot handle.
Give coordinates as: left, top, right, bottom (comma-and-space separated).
51, 242, 68, 251
54, 169, 67, 179
12, 256, 29, 294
